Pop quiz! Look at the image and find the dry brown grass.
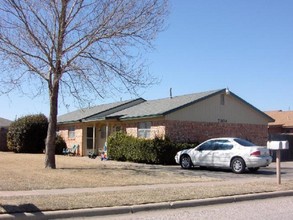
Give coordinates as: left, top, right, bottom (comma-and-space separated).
1, 152, 293, 214
0, 152, 213, 191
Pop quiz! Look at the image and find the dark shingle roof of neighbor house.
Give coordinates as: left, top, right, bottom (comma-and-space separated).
57, 88, 273, 123
0, 117, 12, 127
57, 98, 145, 123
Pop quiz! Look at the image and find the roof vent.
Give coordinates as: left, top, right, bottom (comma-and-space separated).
170, 88, 173, 99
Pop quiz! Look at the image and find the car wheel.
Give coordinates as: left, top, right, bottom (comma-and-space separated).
231, 157, 246, 174
180, 155, 192, 169
248, 167, 259, 173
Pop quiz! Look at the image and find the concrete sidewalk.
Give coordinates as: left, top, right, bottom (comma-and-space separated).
0, 176, 281, 197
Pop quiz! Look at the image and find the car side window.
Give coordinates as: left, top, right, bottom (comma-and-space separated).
198, 141, 216, 151
223, 142, 233, 150
214, 140, 233, 150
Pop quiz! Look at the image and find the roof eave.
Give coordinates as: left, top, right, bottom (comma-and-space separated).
119, 114, 163, 121
57, 120, 82, 125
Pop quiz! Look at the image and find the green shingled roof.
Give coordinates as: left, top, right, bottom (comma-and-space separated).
57, 89, 273, 123
57, 98, 145, 123
107, 89, 223, 120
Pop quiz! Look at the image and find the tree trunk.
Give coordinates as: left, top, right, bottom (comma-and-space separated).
45, 81, 59, 169
44, 0, 66, 169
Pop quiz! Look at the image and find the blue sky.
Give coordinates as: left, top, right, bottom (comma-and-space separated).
1, 0, 293, 120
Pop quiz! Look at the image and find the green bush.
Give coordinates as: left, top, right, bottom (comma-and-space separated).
7, 114, 48, 153
55, 134, 67, 155
108, 132, 198, 165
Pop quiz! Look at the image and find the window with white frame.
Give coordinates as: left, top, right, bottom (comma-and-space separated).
138, 122, 151, 138
68, 126, 75, 139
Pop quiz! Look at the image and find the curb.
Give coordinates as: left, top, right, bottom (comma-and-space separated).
1, 190, 293, 219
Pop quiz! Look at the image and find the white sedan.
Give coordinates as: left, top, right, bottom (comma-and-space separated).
175, 137, 272, 173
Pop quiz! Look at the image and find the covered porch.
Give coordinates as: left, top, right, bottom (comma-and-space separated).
82, 121, 122, 157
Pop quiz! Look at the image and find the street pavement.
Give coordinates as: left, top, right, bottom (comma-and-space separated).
93, 196, 293, 220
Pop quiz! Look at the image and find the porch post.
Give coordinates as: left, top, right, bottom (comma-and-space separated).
104, 123, 109, 152
105, 123, 109, 143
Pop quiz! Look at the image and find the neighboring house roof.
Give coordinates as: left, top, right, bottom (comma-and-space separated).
0, 117, 12, 127
57, 98, 145, 123
265, 110, 293, 128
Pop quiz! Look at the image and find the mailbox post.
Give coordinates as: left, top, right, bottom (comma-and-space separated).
267, 141, 289, 185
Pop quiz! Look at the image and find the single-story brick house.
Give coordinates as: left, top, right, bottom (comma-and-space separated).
265, 110, 293, 161
266, 110, 293, 134
0, 117, 12, 151
57, 89, 274, 156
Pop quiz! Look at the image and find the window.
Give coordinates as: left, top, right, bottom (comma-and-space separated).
138, 122, 151, 138
86, 127, 93, 150
234, 138, 255, 147
100, 126, 106, 139
197, 140, 215, 151
68, 126, 75, 139
214, 140, 233, 150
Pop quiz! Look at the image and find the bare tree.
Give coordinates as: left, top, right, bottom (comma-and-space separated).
0, 0, 168, 168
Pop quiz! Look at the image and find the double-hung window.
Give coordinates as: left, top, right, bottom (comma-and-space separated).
68, 126, 75, 139
138, 122, 151, 138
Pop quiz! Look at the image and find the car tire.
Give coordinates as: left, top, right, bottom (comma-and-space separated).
180, 155, 192, 169
231, 157, 246, 174
248, 167, 259, 173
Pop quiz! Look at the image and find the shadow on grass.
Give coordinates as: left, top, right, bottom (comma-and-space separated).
1, 203, 44, 217
59, 165, 164, 177
59, 167, 98, 170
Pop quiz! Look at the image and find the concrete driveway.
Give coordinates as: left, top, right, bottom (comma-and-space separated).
163, 161, 293, 181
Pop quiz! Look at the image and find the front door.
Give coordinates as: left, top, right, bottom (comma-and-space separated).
86, 127, 95, 155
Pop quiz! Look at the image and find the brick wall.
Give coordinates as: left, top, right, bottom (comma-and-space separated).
125, 125, 137, 138
125, 121, 165, 139
58, 124, 83, 155
165, 120, 268, 145
58, 119, 268, 156
124, 120, 267, 145
268, 126, 284, 135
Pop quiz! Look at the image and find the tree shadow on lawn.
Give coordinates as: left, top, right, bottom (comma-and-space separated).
59, 167, 98, 170
1, 203, 45, 216
59, 166, 166, 177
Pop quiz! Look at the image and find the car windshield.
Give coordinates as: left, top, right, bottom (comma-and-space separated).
233, 138, 255, 147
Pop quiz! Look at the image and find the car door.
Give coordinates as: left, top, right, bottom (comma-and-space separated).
193, 140, 216, 166
212, 140, 234, 167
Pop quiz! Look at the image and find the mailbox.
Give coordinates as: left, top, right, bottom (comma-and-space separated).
281, 141, 289, 150
267, 140, 289, 185
267, 141, 289, 150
